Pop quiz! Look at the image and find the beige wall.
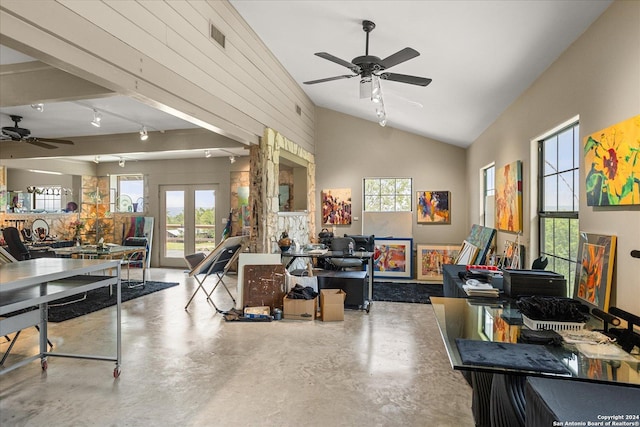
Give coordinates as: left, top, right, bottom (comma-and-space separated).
315, 108, 469, 246
467, 1, 640, 313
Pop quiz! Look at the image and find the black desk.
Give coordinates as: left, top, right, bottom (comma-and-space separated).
442, 264, 467, 297
283, 250, 374, 311
431, 297, 640, 427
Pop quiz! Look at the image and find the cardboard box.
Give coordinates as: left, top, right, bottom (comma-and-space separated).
320, 289, 346, 321
283, 296, 317, 321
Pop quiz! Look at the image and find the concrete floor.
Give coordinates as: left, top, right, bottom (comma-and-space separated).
0, 268, 474, 426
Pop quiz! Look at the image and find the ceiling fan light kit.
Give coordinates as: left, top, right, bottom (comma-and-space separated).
304, 19, 431, 128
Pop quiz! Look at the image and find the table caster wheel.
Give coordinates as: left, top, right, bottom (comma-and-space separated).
113, 367, 121, 378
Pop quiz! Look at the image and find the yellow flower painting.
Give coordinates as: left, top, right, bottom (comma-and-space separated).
584, 115, 640, 205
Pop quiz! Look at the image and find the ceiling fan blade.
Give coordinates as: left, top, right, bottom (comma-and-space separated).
25, 139, 57, 149
315, 52, 360, 72
379, 47, 420, 69
32, 137, 74, 145
380, 72, 432, 87
303, 74, 357, 85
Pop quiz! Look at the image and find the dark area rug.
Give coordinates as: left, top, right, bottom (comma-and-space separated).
47, 280, 179, 322
372, 282, 444, 304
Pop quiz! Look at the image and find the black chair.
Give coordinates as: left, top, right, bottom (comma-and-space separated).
2, 227, 31, 261
326, 237, 363, 270
531, 255, 548, 270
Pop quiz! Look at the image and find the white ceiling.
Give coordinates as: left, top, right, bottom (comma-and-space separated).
1, 1, 612, 161
230, 0, 611, 147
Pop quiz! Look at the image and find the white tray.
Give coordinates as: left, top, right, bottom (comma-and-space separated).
522, 314, 585, 331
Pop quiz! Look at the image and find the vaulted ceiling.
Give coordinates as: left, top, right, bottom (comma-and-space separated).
1, 1, 612, 163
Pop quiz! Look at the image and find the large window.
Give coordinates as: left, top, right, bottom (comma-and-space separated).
110, 174, 144, 213
364, 178, 412, 211
34, 187, 62, 211
482, 164, 495, 227
538, 122, 580, 296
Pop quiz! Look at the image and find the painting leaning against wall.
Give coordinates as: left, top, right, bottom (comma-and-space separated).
584, 114, 640, 206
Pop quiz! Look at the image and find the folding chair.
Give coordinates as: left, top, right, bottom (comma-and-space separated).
184, 236, 246, 312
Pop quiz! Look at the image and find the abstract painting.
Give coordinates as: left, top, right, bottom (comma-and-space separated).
416, 191, 451, 224
495, 160, 523, 232
574, 232, 616, 311
417, 244, 459, 281
373, 238, 413, 279
584, 114, 640, 206
465, 224, 497, 265
321, 188, 352, 225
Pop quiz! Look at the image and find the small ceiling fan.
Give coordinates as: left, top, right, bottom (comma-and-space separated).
304, 20, 432, 87
1, 115, 74, 149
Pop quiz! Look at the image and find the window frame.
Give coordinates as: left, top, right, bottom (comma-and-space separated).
537, 121, 580, 296
363, 177, 413, 212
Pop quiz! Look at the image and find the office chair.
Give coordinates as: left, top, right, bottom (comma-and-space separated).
326, 237, 363, 270
531, 255, 548, 270
2, 226, 31, 261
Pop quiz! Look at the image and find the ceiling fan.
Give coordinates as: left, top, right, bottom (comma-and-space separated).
303, 20, 432, 88
1, 115, 74, 149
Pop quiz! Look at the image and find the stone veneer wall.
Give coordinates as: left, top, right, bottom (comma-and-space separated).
249, 128, 316, 253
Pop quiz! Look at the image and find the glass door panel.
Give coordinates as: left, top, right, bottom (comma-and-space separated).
195, 189, 216, 253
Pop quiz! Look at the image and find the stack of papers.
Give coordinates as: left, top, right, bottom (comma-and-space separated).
463, 280, 500, 297
307, 248, 328, 255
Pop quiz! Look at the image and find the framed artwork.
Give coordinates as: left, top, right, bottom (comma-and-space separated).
279, 184, 290, 211
373, 238, 413, 279
495, 160, 523, 232
455, 240, 479, 265
502, 240, 521, 269
321, 188, 352, 225
584, 114, 640, 206
574, 232, 616, 311
465, 224, 497, 265
416, 191, 451, 224
417, 244, 460, 281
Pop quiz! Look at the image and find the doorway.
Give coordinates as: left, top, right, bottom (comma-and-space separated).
160, 184, 217, 267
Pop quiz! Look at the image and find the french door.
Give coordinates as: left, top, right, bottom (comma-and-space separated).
159, 184, 217, 267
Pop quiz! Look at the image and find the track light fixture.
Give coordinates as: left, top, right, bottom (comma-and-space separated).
94, 156, 100, 164
90, 109, 102, 127
118, 158, 125, 168
205, 149, 212, 158
229, 155, 236, 164
139, 126, 149, 141
31, 103, 44, 112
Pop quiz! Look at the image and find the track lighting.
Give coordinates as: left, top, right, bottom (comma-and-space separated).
205, 149, 212, 158
119, 158, 125, 168
31, 103, 44, 112
90, 109, 102, 127
139, 126, 148, 141
94, 156, 100, 164
229, 155, 236, 164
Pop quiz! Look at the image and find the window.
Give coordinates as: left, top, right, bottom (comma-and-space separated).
482, 164, 495, 227
538, 122, 580, 296
34, 187, 62, 211
110, 174, 144, 213
364, 178, 412, 211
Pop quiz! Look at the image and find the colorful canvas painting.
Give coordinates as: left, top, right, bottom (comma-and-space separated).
465, 224, 497, 265
416, 191, 451, 223
373, 238, 413, 279
584, 115, 640, 206
321, 188, 352, 225
417, 244, 459, 281
495, 160, 523, 232
574, 232, 616, 311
